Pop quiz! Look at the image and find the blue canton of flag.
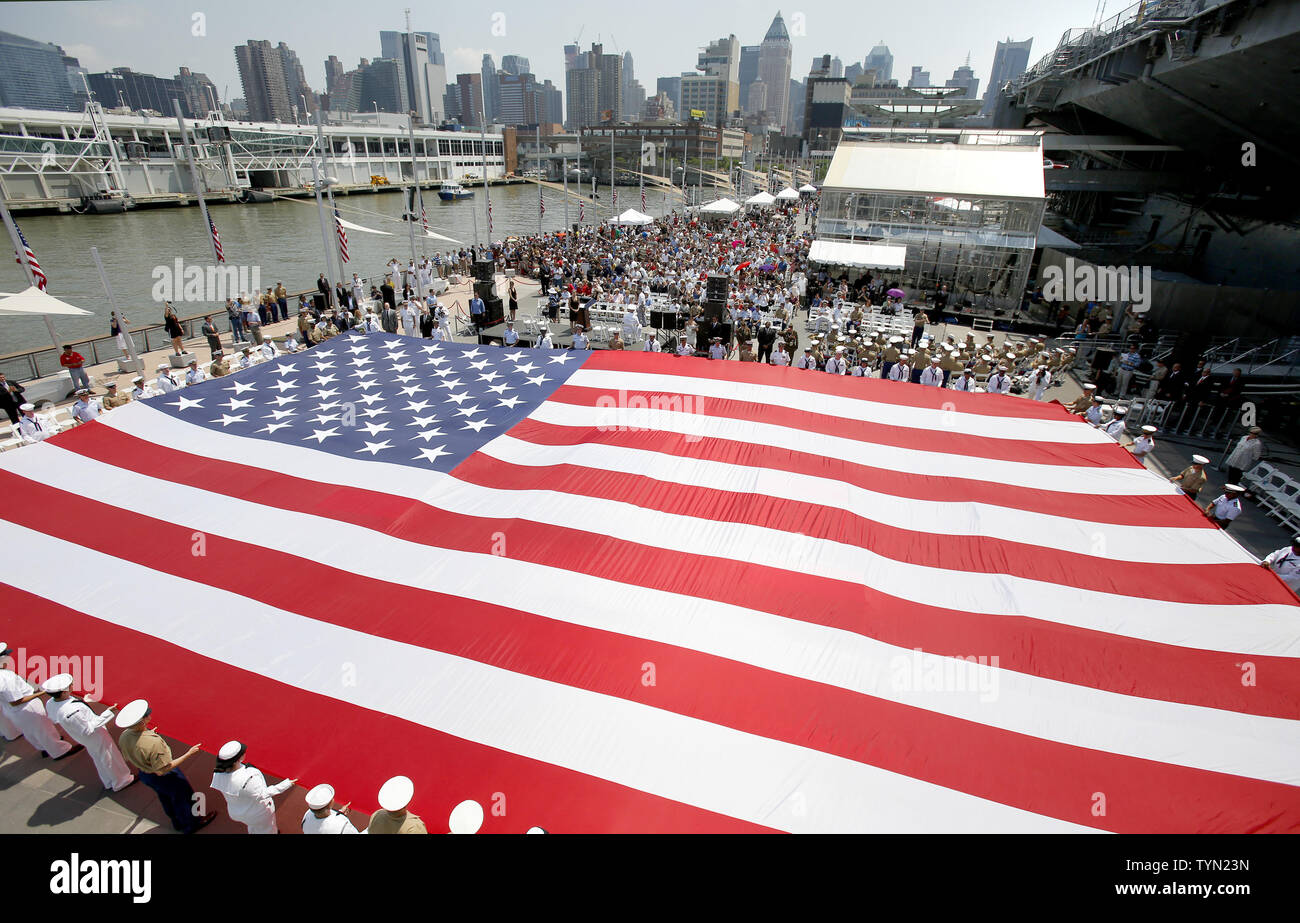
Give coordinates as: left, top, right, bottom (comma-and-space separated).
150, 333, 592, 472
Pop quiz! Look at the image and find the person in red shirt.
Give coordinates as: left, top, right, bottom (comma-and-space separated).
59, 344, 90, 392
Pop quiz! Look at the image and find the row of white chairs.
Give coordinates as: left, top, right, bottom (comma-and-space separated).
1242, 462, 1300, 533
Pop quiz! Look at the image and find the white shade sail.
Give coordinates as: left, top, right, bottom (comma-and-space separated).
799, 184, 818, 193
745, 191, 777, 206
423, 229, 461, 243
0, 286, 94, 317
808, 240, 907, 270
775, 187, 800, 200
336, 216, 393, 236
608, 208, 655, 226
699, 198, 741, 214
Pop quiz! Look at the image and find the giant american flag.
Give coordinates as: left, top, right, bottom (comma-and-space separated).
1, 331, 1297, 833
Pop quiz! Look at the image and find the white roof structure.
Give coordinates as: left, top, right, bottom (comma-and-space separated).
608, 208, 655, 226
775, 187, 800, 200
809, 240, 907, 270
699, 198, 741, 214
0, 286, 94, 317
799, 184, 818, 193
745, 191, 777, 206
336, 216, 392, 236
823, 141, 1046, 201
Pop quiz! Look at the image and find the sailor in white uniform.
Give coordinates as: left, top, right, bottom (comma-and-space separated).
156, 364, 181, 393
919, 356, 944, 387
1084, 396, 1106, 426
795, 347, 818, 370
770, 343, 790, 366
1130, 425, 1157, 464
0, 643, 75, 757
401, 301, 419, 338
641, 329, 661, 352
622, 307, 640, 344
70, 389, 100, 424
987, 366, 1012, 395
851, 357, 871, 377
1103, 406, 1128, 440
572, 326, 590, 350
537, 329, 555, 349
41, 673, 134, 792
888, 355, 912, 382
824, 347, 848, 375
209, 740, 296, 834
675, 336, 693, 357
950, 370, 977, 391
1029, 366, 1051, 401
301, 783, 361, 835
1261, 535, 1300, 595
15, 403, 51, 443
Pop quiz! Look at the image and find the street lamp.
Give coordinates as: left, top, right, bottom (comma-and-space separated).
844, 193, 857, 245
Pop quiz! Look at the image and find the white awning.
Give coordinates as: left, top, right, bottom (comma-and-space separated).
0, 286, 94, 317
799, 184, 818, 193
808, 240, 907, 270
823, 141, 1045, 200
745, 191, 776, 206
699, 197, 741, 214
775, 187, 800, 200
608, 208, 654, 226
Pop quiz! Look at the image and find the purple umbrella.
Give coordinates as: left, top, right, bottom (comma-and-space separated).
887, 288, 906, 299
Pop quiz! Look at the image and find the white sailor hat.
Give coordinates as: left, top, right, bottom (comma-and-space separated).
1225, 483, 1246, 493
19, 402, 34, 411
835, 346, 844, 353
525, 826, 549, 834
930, 356, 941, 363
156, 363, 169, 371
378, 775, 415, 812
218, 740, 245, 761
132, 376, 144, 384
305, 783, 335, 810
448, 798, 485, 834
889, 335, 903, 343
997, 365, 1007, 372
1141, 425, 1158, 433
74, 388, 90, 395
1191, 454, 1210, 465
115, 698, 150, 729
1083, 383, 1097, 391
41, 672, 73, 694
1114, 406, 1128, 415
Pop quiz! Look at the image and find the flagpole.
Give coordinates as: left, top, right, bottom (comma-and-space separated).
317, 110, 346, 298
172, 100, 222, 266
91, 245, 143, 379
562, 155, 569, 233
0, 192, 61, 352
478, 80, 491, 258
536, 123, 542, 237
309, 145, 336, 312
639, 131, 644, 215
405, 111, 419, 268
610, 124, 615, 216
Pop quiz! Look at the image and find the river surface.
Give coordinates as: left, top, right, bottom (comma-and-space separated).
1, 184, 687, 356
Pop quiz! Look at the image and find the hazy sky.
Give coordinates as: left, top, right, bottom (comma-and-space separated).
1, 0, 1104, 104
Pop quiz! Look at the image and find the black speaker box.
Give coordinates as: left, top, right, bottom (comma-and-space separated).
701, 299, 727, 323
706, 272, 729, 302
482, 296, 505, 326
473, 279, 498, 302
472, 259, 495, 281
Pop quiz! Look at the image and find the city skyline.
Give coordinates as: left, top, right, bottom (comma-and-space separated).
0, 0, 1097, 117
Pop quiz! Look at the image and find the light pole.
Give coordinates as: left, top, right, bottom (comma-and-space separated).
845, 193, 857, 245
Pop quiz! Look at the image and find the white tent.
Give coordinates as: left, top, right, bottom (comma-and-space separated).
775, 187, 800, 201
699, 198, 741, 215
799, 183, 818, 193
745, 191, 777, 206
0, 286, 94, 317
808, 240, 907, 271
608, 208, 654, 226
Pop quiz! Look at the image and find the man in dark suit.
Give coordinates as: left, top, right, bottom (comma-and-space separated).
380, 280, 396, 310
317, 273, 332, 308
0, 372, 26, 424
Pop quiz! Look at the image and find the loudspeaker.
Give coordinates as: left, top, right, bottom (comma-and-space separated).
473, 279, 497, 302
706, 272, 729, 302
650, 310, 680, 330
481, 296, 505, 326
472, 259, 495, 282
701, 299, 727, 323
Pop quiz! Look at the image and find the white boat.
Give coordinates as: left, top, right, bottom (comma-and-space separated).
437, 181, 473, 201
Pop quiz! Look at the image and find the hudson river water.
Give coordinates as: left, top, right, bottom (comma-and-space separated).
1, 184, 684, 356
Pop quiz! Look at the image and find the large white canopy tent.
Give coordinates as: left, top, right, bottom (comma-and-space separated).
775, 187, 800, 201
608, 208, 655, 226
745, 191, 777, 206
699, 198, 741, 215
808, 240, 908, 271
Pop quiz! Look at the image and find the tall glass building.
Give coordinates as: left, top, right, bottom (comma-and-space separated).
0, 31, 81, 111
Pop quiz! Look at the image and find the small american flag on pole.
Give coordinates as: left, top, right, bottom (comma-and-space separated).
418, 187, 428, 234
13, 224, 47, 291
334, 209, 349, 263
539, 188, 545, 219
579, 200, 584, 223
641, 189, 647, 212
487, 200, 493, 235
208, 214, 225, 263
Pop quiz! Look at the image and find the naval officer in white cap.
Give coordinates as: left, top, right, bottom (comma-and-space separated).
15, 403, 51, 443
366, 775, 427, 834
0, 642, 76, 758
210, 740, 296, 834
41, 673, 134, 792
302, 783, 360, 834
115, 698, 216, 833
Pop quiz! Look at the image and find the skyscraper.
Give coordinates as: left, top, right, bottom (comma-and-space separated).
907, 66, 930, 88
681, 34, 738, 128
481, 54, 499, 123
758, 12, 792, 130
87, 67, 187, 115
982, 37, 1032, 113
0, 31, 82, 111
945, 56, 980, 99
380, 28, 447, 123
456, 72, 484, 127
278, 41, 316, 113
593, 44, 622, 121
656, 76, 682, 113
739, 45, 760, 115
501, 55, 531, 77
235, 39, 293, 122
175, 66, 219, 116
498, 71, 537, 126
864, 42, 894, 84
565, 66, 598, 128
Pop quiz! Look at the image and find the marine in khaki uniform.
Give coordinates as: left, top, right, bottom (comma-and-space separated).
102, 382, 131, 409
940, 350, 964, 376
1067, 384, 1098, 414
209, 352, 230, 378
367, 775, 428, 834
115, 699, 216, 833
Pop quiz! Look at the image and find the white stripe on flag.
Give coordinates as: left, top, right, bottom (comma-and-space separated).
0, 519, 1098, 834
